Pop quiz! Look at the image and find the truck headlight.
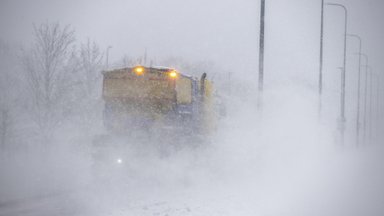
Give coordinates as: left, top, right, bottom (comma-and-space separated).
116, 158, 123, 164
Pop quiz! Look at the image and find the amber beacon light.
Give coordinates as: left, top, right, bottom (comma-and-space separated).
133, 66, 145, 76
168, 70, 178, 79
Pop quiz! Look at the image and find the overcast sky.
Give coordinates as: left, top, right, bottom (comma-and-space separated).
1, 0, 383, 88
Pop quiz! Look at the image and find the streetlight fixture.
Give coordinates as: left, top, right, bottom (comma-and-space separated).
347, 34, 362, 147
326, 2, 348, 145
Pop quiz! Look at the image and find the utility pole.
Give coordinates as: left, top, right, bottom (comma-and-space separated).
258, 0, 265, 109
319, 0, 324, 117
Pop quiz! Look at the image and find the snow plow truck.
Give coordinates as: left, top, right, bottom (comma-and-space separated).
102, 65, 216, 137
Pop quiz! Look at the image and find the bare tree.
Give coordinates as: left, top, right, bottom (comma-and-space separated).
21, 23, 75, 133
0, 40, 15, 149
0, 107, 11, 149
79, 38, 103, 97
0, 69, 11, 149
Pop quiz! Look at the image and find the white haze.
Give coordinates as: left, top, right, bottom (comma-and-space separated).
1, 0, 384, 216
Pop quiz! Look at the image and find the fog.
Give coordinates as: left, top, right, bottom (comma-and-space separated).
1, 0, 384, 215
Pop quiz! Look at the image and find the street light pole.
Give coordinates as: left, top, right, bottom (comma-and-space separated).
375, 73, 380, 143
258, 0, 266, 109
326, 3, 348, 145
368, 67, 373, 145
319, 0, 325, 116
359, 54, 369, 144
348, 34, 362, 147
377, 74, 384, 140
